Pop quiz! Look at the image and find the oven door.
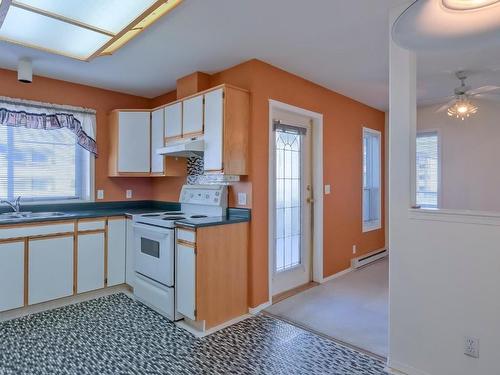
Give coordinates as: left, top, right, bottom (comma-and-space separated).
133, 222, 174, 287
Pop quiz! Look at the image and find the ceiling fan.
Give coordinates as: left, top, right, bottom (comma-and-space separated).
436, 71, 500, 120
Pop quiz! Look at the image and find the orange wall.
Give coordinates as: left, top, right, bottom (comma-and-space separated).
151, 59, 386, 307
0, 68, 154, 201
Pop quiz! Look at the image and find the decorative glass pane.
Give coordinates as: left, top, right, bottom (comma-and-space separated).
275, 129, 303, 272
0, 6, 111, 59
15, 0, 157, 33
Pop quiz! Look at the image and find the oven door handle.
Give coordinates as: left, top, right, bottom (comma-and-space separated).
133, 222, 172, 234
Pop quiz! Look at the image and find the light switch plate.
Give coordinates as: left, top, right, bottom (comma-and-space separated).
97, 190, 104, 200
238, 192, 247, 206
126, 190, 133, 199
325, 184, 331, 194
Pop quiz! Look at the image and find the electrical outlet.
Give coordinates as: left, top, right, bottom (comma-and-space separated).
325, 184, 331, 194
97, 190, 104, 200
237, 192, 247, 206
126, 190, 133, 199
352, 245, 357, 254
464, 336, 479, 358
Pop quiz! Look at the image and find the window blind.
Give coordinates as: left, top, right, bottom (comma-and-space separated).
416, 132, 439, 208
0, 125, 89, 202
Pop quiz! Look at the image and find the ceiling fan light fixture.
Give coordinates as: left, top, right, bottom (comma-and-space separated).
447, 97, 478, 120
442, 0, 500, 10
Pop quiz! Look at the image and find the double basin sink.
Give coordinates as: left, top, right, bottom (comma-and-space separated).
0, 211, 70, 223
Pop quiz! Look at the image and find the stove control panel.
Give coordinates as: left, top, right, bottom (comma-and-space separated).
180, 184, 228, 207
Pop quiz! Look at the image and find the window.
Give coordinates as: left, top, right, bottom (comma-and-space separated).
416, 131, 440, 208
363, 128, 381, 231
0, 126, 91, 202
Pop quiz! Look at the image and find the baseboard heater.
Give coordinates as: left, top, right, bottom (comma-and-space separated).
351, 248, 387, 269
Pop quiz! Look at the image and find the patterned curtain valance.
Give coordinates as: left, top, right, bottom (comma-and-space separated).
0, 108, 98, 156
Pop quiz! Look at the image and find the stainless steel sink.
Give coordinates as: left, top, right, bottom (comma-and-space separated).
0, 211, 69, 222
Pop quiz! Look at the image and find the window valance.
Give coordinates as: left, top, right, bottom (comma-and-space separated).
0, 96, 98, 156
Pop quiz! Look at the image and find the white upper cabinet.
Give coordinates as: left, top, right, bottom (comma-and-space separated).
182, 95, 204, 136
151, 109, 165, 174
117, 111, 151, 173
165, 102, 182, 141
203, 88, 224, 171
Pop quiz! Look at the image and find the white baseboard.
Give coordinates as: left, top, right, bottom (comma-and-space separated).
248, 301, 272, 315
386, 360, 432, 375
321, 267, 354, 283
176, 314, 252, 338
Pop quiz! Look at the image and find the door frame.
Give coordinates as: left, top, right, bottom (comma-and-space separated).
268, 99, 324, 302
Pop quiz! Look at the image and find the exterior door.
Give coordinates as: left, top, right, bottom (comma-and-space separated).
271, 109, 313, 296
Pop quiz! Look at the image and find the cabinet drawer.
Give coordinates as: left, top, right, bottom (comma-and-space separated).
0, 222, 74, 239
177, 228, 196, 243
78, 219, 105, 231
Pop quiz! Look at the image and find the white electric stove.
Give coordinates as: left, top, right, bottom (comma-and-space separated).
132, 184, 227, 321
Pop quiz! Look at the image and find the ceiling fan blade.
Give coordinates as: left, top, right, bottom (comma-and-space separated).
468, 85, 500, 96
436, 100, 455, 113
475, 93, 500, 100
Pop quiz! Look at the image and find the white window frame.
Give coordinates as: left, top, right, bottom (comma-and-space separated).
415, 129, 441, 209
362, 127, 382, 232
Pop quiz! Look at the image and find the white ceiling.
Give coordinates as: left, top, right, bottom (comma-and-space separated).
0, 0, 499, 111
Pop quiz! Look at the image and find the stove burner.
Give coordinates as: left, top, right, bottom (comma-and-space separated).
162, 212, 184, 215
142, 214, 161, 217
161, 216, 186, 221
190, 215, 208, 218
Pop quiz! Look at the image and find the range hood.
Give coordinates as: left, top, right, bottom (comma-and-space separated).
156, 138, 204, 157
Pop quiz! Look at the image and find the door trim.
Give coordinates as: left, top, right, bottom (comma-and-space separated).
268, 99, 324, 302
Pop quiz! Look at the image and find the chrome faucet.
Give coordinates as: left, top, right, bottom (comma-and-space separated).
1, 196, 21, 213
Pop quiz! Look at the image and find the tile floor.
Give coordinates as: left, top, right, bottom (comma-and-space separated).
0, 293, 388, 374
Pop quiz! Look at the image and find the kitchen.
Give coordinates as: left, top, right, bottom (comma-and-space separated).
0, 1, 392, 374
0, 79, 252, 336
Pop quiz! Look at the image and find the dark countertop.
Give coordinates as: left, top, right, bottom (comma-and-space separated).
0, 201, 180, 226
175, 209, 251, 228
0, 201, 250, 227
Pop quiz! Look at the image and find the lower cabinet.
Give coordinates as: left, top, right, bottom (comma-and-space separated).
77, 232, 105, 294
125, 218, 135, 288
176, 223, 249, 330
176, 243, 196, 320
29, 235, 74, 305
0, 241, 25, 312
107, 218, 126, 286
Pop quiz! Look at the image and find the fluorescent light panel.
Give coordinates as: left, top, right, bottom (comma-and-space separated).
0, 0, 182, 60
0, 6, 111, 59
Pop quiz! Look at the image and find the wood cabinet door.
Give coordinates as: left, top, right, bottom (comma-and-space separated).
203, 88, 224, 171
182, 95, 204, 137
77, 232, 105, 293
29, 235, 73, 305
176, 242, 196, 320
165, 102, 182, 140
107, 218, 126, 286
151, 108, 165, 174
0, 241, 24, 312
118, 111, 151, 173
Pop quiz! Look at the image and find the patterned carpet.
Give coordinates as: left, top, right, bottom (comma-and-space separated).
0, 294, 388, 374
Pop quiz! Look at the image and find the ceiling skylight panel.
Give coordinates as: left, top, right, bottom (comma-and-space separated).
0, 6, 111, 59
14, 0, 158, 34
